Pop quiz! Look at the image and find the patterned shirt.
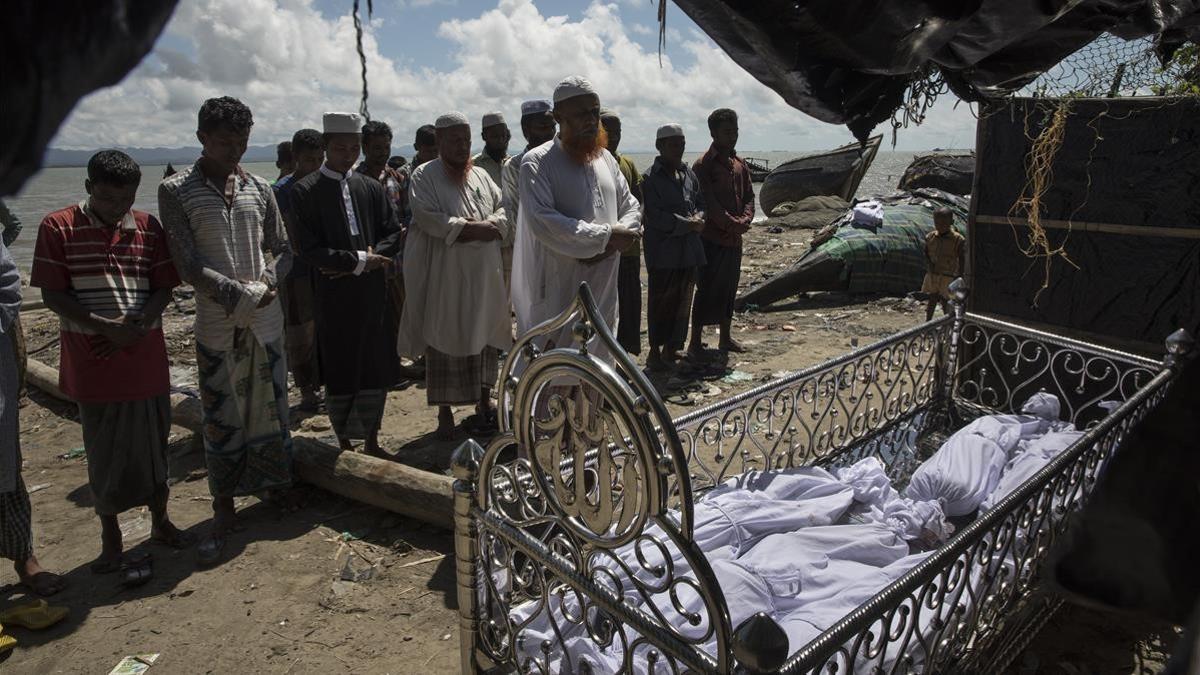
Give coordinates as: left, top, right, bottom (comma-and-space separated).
30, 202, 179, 402
158, 162, 288, 351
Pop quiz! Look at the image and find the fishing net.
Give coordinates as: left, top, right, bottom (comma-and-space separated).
1021, 34, 1197, 98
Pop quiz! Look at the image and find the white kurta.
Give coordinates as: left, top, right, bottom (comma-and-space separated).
512, 138, 641, 351
397, 160, 512, 358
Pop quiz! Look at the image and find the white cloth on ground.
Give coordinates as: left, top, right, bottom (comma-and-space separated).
397, 159, 511, 357
511, 138, 641, 355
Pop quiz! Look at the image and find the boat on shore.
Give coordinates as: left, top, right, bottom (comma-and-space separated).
743, 157, 771, 182
758, 136, 882, 216
897, 150, 975, 195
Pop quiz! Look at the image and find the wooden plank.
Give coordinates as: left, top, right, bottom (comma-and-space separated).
24, 358, 455, 529
974, 214, 1200, 239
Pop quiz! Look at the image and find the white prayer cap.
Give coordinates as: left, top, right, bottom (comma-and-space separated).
323, 112, 362, 134
552, 75, 597, 104
435, 111, 470, 129
599, 107, 619, 120
656, 123, 684, 139
520, 99, 552, 116
481, 111, 506, 128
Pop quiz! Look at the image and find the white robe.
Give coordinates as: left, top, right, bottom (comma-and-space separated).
511, 138, 641, 353
397, 160, 512, 357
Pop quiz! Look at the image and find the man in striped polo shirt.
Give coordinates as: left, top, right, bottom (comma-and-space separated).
31, 150, 191, 579
159, 97, 293, 566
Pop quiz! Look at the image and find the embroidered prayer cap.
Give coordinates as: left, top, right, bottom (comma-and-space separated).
435, 111, 470, 129
552, 75, 597, 104
656, 123, 684, 139
323, 112, 363, 134
481, 111, 506, 128
599, 107, 620, 121
520, 99, 552, 117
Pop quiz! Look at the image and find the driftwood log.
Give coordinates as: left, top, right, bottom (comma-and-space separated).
24, 358, 454, 529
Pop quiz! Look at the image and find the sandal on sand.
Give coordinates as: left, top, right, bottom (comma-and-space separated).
196, 534, 226, 567
89, 556, 123, 575
0, 600, 68, 631
120, 554, 154, 588
462, 413, 499, 437
18, 572, 66, 598
0, 630, 15, 654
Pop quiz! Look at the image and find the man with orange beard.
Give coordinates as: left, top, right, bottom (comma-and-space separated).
398, 112, 510, 439
512, 76, 641, 357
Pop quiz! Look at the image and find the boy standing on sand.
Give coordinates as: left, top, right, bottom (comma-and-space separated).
921, 207, 966, 320
32, 150, 192, 578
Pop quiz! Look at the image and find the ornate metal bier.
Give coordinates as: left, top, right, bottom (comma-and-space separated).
452, 280, 1192, 674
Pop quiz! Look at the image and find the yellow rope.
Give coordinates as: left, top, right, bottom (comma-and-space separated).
1008, 100, 1079, 306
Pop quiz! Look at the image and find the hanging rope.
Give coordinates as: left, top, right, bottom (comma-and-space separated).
353, 0, 374, 120
656, 0, 667, 67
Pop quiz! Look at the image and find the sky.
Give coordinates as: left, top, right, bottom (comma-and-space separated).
51, 0, 980, 154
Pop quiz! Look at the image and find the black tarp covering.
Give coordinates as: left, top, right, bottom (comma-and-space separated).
671, 0, 1200, 140
970, 97, 1200, 352
0, 2, 178, 195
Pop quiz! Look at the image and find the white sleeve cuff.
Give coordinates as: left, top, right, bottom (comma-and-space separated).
352, 250, 367, 276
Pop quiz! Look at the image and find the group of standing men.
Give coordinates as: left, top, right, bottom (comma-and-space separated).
0, 75, 755, 584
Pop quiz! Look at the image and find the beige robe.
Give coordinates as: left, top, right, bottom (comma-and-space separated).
397, 160, 512, 358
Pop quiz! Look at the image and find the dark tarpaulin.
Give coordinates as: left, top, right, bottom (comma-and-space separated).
0, 2, 178, 196
970, 97, 1200, 352
670, 0, 1200, 140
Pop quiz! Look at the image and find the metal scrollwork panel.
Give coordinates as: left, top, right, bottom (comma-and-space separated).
669, 321, 949, 500
784, 378, 1167, 675
954, 320, 1156, 429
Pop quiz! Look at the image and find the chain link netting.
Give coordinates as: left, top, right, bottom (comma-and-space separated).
1021, 34, 1196, 98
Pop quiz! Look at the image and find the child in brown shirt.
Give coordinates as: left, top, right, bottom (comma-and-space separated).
921, 207, 966, 320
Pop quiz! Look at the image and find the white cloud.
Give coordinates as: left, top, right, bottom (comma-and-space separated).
51, 0, 976, 153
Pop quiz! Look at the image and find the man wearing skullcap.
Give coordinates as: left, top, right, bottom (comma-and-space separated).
500, 100, 556, 223
690, 108, 754, 358
290, 112, 403, 459
641, 124, 706, 371
511, 76, 642, 358
159, 97, 293, 564
399, 112, 510, 439
600, 107, 645, 356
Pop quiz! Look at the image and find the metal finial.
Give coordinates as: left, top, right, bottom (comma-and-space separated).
732, 612, 789, 673
948, 277, 969, 303
450, 439, 485, 481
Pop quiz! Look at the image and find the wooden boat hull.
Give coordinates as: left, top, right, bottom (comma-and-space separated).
759, 136, 882, 216
897, 151, 975, 195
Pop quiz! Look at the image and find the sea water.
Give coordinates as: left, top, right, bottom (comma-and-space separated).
4, 152, 927, 274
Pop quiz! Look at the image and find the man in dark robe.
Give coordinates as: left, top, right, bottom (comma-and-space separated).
290, 112, 402, 458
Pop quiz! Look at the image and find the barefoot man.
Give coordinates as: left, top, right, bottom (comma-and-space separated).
511, 76, 641, 355
159, 97, 294, 565
290, 112, 402, 458
690, 108, 754, 358
32, 150, 192, 577
399, 112, 510, 440
1, 241, 66, 596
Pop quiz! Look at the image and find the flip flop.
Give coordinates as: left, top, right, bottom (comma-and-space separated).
196, 534, 226, 567
18, 572, 66, 597
0, 600, 68, 631
0, 631, 15, 654
120, 555, 154, 588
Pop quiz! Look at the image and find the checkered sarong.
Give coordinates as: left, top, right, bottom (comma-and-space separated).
0, 472, 33, 562
425, 347, 499, 406
326, 389, 387, 442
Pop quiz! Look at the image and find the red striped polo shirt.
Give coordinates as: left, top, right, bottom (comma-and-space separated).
30, 203, 180, 403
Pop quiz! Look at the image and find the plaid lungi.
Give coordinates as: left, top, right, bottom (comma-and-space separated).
0, 472, 33, 562
616, 254, 642, 355
425, 347, 499, 406
280, 269, 322, 390
647, 267, 696, 351
78, 396, 171, 515
326, 389, 387, 442
197, 330, 293, 498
